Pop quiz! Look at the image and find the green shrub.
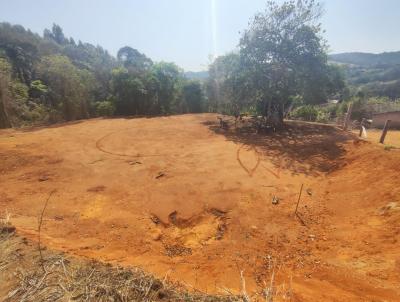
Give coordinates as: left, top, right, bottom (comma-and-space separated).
9, 81, 30, 126
336, 101, 349, 117
29, 80, 48, 98
25, 102, 50, 124
96, 101, 115, 117
316, 110, 330, 123
290, 105, 319, 121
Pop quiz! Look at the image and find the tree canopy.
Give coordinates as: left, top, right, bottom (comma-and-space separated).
206, 0, 345, 123
0, 22, 204, 128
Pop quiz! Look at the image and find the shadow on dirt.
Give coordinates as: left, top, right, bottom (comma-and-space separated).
9, 119, 87, 134
6, 114, 173, 134
205, 118, 354, 176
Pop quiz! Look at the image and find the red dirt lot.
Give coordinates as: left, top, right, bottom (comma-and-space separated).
0, 114, 399, 301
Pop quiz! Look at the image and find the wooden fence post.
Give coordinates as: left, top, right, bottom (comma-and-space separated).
359, 118, 365, 137
343, 103, 353, 131
379, 120, 391, 144
294, 184, 304, 215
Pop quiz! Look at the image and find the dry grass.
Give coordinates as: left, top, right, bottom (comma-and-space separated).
0, 229, 295, 302
1, 230, 246, 302
0, 209, 11, 227
0, 210, 15, 236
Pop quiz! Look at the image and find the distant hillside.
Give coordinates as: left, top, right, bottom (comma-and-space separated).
329, 51, 400, 67
329, 51, 400, 99
184, 71, 209, 80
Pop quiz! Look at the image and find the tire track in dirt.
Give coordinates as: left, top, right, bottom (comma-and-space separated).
95, 129, 214, 159
95, 130, 165, 158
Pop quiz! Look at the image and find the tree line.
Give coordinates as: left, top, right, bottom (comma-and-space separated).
0, 23, 205, 128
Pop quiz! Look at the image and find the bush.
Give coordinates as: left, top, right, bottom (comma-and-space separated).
316, 110, 330, 123
8, 81, 30, 126
290, 105, 319, 121
29, 80, 48, 98
25, 102, 50, 124
336, 101, 349, 117
96, 101, 115, 117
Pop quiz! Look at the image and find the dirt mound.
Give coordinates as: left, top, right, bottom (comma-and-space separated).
149, 208, 228, 254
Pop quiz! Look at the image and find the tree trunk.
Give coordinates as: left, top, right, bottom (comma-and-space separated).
277, 103, 285, 126
0, 99, 11, 129
0, 79, 11, 129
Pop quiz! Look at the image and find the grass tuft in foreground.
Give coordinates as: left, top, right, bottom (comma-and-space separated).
0, 228, 244, 302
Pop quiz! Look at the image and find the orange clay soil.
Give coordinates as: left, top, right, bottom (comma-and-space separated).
0, 114, 399, 301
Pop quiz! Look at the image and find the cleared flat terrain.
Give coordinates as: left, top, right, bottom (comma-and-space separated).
0, 114, 399, 301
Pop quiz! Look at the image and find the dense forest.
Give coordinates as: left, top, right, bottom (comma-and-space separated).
0, 22, 205, 128
1, 0, 398, 129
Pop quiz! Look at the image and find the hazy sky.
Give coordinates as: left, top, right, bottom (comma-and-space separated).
1, 0, 400, 71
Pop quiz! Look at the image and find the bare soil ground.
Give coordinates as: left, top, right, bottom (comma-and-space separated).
352, 128, 400, 148
1, 114, 399, 301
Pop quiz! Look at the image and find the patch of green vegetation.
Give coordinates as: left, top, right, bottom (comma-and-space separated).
384, 145, 395, 151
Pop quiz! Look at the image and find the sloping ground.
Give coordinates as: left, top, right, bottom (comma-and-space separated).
315, 140, 400, 289
300, 140, 400, 301
0, 114, 399, 301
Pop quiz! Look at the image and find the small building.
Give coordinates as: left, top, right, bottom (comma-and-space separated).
372, 111, 400, 129
327, 99, 340, 104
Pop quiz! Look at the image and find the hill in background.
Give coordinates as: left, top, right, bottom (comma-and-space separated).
185, 52, 400, 99
329, 51, 400, 98
329, 51, 400, 67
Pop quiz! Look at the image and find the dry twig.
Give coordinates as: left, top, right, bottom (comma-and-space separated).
38, 189, 57, 272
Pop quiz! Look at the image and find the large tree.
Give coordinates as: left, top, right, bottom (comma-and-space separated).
206, 53, 252, 115
117, 46, 153, 74
239, 0, 343, 123
111, 67, 148, 115
43, 24, 68, 45
150, 62, 183, 114
182, 80, 205, 113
